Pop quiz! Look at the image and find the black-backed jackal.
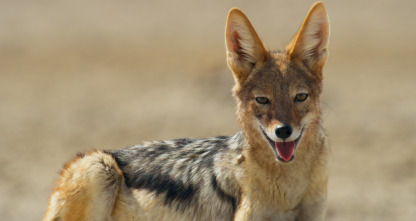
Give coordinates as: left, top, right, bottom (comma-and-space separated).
44, 2, 330, 220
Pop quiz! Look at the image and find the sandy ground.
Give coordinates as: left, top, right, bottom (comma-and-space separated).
1, 0, 415, 220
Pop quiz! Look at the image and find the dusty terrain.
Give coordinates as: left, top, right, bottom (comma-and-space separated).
1, 0, 415, 220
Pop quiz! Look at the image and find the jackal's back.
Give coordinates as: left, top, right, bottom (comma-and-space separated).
108, 132, 245, 220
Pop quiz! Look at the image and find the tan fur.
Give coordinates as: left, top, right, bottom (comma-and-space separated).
44, 2, 330, 220
44, 151, 124, 221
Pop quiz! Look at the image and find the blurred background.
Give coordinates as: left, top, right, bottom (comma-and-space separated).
1, 0, 415, 220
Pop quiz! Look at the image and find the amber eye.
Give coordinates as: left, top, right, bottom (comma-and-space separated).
255, 97, 270, 104
295, 93, 308, 102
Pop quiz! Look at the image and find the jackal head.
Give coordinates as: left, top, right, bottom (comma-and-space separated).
225, 2, 329, 163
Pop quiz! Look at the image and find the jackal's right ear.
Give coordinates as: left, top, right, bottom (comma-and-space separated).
225, 8, 268, 82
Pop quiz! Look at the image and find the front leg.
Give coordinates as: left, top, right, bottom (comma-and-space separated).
295, 188, 327, 221
234, 196, 253, 221
234, 196, 271, 221
235, 196, 300, 221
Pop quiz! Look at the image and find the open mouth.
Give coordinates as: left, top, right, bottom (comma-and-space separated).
261, 128, 304, 162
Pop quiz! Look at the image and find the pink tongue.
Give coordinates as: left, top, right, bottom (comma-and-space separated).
275, 141, 295, 162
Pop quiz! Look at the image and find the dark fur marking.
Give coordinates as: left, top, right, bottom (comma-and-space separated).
172, 138, 194, 147
211, 174, 238, 214
201, 149, 217, 167
152, 144, 171, 152
109, 150, 198, 212
215, 135, 229, 140
126, 171, 198, 211
107, 151, 129, 168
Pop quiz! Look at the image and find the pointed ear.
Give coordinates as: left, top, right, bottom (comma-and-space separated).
225, 8, 268, 82
287, 2, 329, 74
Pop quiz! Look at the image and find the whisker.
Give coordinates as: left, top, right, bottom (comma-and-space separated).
321, 101, 340, 120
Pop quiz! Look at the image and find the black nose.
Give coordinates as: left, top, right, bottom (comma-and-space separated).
275, 125, 293, 139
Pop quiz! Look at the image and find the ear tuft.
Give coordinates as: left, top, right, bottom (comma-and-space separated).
287, 2, 329, 73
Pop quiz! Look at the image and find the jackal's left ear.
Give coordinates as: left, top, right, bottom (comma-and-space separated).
287, 2, 329, 75
225, 8, 268, 82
